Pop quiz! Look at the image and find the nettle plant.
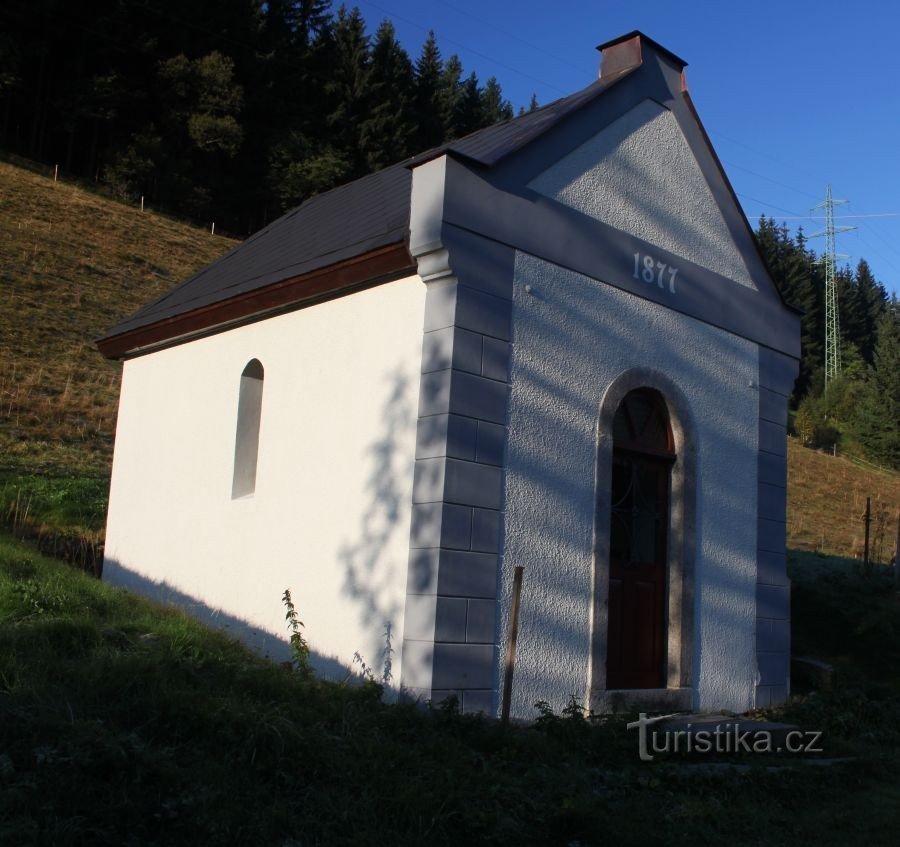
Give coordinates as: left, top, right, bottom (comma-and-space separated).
352, 621, 394, 687
281, 588, 395, 689
281, 588, 313, 679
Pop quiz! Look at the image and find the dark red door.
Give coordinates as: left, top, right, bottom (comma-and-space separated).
605, 390, 673, 690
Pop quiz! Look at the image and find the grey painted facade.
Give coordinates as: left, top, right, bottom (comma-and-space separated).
399, 33, 799, 714
754, 348, 798, 707
500, 254, 759, 715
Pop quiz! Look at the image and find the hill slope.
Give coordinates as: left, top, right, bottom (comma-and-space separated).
0, 159, 235, 557
0, 158, 236, 469
0, 158, 896, 565
787, 439, 899, 562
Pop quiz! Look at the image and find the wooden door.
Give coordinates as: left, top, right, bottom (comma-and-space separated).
605, 390, 673, 690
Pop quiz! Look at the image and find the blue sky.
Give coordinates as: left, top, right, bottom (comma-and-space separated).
354, 0, 900, 296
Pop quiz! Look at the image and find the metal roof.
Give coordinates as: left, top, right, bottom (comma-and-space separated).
99, 163, 412, 340
99, 68, 634, 345
413, 68, 632, 168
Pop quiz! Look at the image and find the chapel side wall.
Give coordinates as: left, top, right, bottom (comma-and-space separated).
499, 252, 761, 719
754, 347, 798, 707
103, 275, 426, 685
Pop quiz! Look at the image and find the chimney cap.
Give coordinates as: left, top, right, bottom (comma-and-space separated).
596, 30, 688, 70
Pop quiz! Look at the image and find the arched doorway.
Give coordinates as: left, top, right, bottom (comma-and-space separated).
606, 388, 675, 690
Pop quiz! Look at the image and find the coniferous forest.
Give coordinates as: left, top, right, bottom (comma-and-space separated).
0, 0, 516, 232
756, 220, 898, 469
1, 1, 897, 467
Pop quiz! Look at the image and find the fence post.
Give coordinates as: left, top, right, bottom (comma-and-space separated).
863, 496, 872, 573
501, 566, 525, 725
894, 511, 900, 586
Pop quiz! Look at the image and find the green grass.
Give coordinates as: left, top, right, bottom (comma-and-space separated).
789, 549, 900, 688
2, 533, 900, 845
0, 470, 107, 533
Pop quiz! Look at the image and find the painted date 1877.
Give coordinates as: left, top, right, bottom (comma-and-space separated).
633, 252, 678, 294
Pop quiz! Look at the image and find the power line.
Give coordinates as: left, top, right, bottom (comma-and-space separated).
434, 0, 594, 78
855, 231, 900, 276
735, 193, 815, 221
719, 158, 820, 200
774, 213, 900, 220
859, 219, 900, 261
706, 127, 823, 181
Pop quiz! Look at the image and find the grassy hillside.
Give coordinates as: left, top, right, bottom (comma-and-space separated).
0, 158, 235, 562
787, 439, 899, 562
0, 157, 897, 569
2, 531, 899, 845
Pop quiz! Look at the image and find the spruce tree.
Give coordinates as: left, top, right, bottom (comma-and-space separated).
455, 72, 483, 137
289, 0, 334, 47
324, 6, 371, 179
360, 20, 416, 170
789, 228, 821, 399
756, 218, 820, 400
836, 264, 862, 352
480, 76, 513, 123
854, 259, 887, 364
414, 31, 444, 150
852, 303, 900, 468
439, 54, 464, 141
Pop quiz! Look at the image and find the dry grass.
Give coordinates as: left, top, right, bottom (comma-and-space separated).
0, 158, 235, 473
787, 437, 900, 562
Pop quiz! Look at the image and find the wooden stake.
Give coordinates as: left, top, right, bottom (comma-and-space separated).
894, 511, 900, 585
53, 164, 58, 182
211, 222, 215, 236
140, 195, 144, 211
501, 566, 525, 725
863, 496, 872, 572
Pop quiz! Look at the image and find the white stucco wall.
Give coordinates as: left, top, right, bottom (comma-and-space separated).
528, 99, 756, 289
500, 253, 759, 716
104, 275, 426, 686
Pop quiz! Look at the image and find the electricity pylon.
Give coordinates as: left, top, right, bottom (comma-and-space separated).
809, 185, 855, 386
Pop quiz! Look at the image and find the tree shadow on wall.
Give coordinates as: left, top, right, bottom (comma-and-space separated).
337, 366, 415, 682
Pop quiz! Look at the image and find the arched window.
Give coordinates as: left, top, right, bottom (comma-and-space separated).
606, 389, 674, 689
232, 359, 264, 498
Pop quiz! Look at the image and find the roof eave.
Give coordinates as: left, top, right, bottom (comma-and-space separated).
96, 242, 416, 360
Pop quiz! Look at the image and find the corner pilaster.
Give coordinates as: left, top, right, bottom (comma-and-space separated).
754, 346, 798, 707
401, 157, 516, 713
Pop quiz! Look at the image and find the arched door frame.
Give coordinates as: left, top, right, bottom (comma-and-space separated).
589, 368, 697, 713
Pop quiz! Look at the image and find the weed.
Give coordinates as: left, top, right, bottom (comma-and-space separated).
350, 620, 394, 690
351, 650, 376, 682
281, 588, 312, 679
12, 577, 70, 617
380, 621, 394, 685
